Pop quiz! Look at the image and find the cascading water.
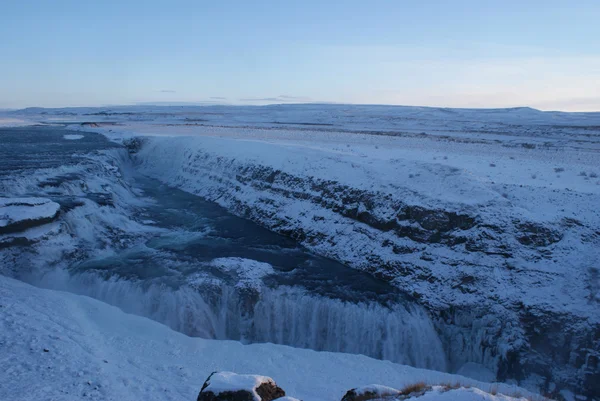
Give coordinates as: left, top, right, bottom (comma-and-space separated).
3, 127, 448, 379
32, 268, 447, 371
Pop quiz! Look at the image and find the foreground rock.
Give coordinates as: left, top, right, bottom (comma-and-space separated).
197, 372, 286, 401
341, 384, 537, 401
0, 197, 60, 235
341, 383, 430, 401
342, 384, 404, 400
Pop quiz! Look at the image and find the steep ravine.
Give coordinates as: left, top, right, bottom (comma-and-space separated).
131, 136, 600, 399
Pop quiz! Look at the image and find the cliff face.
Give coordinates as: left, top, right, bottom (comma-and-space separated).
132, 134, 600, 398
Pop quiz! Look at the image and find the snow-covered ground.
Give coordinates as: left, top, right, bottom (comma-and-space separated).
0, 198, 60, 230
0, 117, 33, 127
0, 275, 538, 401
1, 105, 599, 399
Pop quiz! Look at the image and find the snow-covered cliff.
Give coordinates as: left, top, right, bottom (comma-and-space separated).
128, 128, 599, 396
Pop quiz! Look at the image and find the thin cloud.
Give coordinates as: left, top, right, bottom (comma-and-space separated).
239, 95, 311, 103
277, 95, 308, 100
210, 96, 227, 100
159, 90, 177, 93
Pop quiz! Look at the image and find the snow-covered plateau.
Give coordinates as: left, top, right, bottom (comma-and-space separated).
1, 104, 599, 400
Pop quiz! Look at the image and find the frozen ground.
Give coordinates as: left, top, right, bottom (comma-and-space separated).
0, 197, 60, 231
0, 275, 538, 401
2, 104, 599, 398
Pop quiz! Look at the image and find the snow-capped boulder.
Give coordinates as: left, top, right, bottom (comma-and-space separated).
197, 372, 286, 401
0, 198, 60, 234
341, 384, 534, 401
341, 384, 402, 400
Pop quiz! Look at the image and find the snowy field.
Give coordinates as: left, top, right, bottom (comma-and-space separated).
0, 276, 538, 401
1, 104, 599, 400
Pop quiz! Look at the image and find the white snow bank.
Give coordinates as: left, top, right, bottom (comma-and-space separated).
0, 276, 536, 401
343, 384, 532, 401
0, 117, 34, 127
0, 197, 60, 230
63, 134, 84, 140
203, 371, 275, 400
210, 257, 275, 289
0, 197, 56, 208
351, 384, 401, 398
420, 387, 530, 401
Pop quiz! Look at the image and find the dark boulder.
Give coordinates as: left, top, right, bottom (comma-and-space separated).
515, 221, 562, 247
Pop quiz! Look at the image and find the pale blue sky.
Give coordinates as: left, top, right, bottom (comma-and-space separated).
2, 1, 599, 110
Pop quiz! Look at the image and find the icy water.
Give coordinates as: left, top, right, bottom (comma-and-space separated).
1, 126, 447, 370
0, 125, 119, 176
121, 174, 405, 303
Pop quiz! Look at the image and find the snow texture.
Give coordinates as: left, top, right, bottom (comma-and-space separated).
71, 105, 599, 391
0, 197, 60, 230
203, 371, 275, 400
63, 134, 84, 140
210, 257, 275, 290
351, 384, 401, 398
0, 276, 537, 401
2, 104, 599, 398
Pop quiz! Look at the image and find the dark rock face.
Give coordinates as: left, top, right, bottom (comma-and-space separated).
515, 222, 563, 247
197, 372, 286, 401
123, 137, 146, 154
518, 306, 600, 399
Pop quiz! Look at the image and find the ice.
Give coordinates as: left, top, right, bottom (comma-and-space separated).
0, 197, 60, 231
0, 275, 537, 401
34, 269, 447, 370
210, 257, 275, 289
2, 105, 597, 398
457, 362, 497, 383
63, 134, 84, 140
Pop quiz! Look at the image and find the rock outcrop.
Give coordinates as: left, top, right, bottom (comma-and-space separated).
341, 384, 404, 401
0, 197, 60, 235
197, 372, 286, 401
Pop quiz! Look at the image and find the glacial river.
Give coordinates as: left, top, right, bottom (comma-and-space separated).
0, 125, 447, 371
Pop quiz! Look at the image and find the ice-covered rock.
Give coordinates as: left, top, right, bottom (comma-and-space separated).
341, 384, 534, 401
0, 197, 60, 234
341, 384, 402, 400
197, 372, 286, 401
210, 257, 275, 290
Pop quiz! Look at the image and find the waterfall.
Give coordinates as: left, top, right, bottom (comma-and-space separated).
31, 268, 447, 371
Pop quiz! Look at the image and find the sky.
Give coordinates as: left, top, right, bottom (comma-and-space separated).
1, 0, 599, 111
